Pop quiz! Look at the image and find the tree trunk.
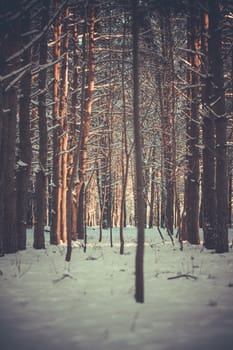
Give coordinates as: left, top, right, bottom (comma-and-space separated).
144, 167, 150, 228
50, 3, 62, 245
149, 166, 156, 228
33, 0, 49, 249
2, 89, 18, 253
66, 16, 80, 260
68, 19, 79, 241
119, 19, 130, 253
201, 4, 217, 249
132, 0, 145, 304
208, 0, 228, 253
0, 2, 21, 254
120, 156, 130, 254
76, 1, 95, 239
183, 2, 200, 244
59, 6, 69, 243
159, 12, 174, 234
17, 13, 32, 251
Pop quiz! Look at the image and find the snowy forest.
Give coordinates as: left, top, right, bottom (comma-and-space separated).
0, 0, 233, 349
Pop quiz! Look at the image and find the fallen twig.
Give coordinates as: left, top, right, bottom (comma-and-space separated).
53, 272, 76, 284
167, 274, 197, 280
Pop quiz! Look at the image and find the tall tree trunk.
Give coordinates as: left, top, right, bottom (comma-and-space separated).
132, 0, 145, 304
76, 1, 95, 239
208, 0, 228, 253
201, 4, 217, 249
0, 2, 21, 254
68, 19, 79, 241
107, 98, 113, 246
119, 18, 129, 254
159, 12, 174, 235
33, 0, 49, 249
17, 13, 32, 251
2, 89, 18, 253
66, 17, 80, 260
50, 2, 62, 245
183, 2, 200, 244
72, 15, 87, 240
59, 6, 69, 243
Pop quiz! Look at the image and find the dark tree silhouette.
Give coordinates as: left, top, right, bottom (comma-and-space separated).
132, 0, 145, 304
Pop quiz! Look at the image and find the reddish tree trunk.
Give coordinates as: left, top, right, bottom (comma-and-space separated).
51, 4, 62, 245
59, 6, 69, 243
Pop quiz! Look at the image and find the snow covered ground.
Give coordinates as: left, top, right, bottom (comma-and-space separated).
0, 227, 233, 350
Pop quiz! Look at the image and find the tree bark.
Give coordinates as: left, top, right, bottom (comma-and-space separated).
2, 89, 18, 253
76, 1, 95, 239
66, 15, 80, 260
132, 0, 145, 304
201, 4, 217, 249
208, 0, 228, 253
119, 19, 130, 253
68, 19, 79, 241
0, 2, 21, 254
183, 2, 200, 244
50, 2, 62, 245
159, 12, 174, 235
33, 0, 50, 249
149, 168, 156, 228
17, 12, 32, 251
59, 6, 69, 243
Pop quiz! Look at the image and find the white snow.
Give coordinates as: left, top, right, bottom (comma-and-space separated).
17, 160, 28, 167
0, 227, 233, 350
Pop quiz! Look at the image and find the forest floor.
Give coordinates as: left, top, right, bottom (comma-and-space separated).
0, 227, 233, 350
